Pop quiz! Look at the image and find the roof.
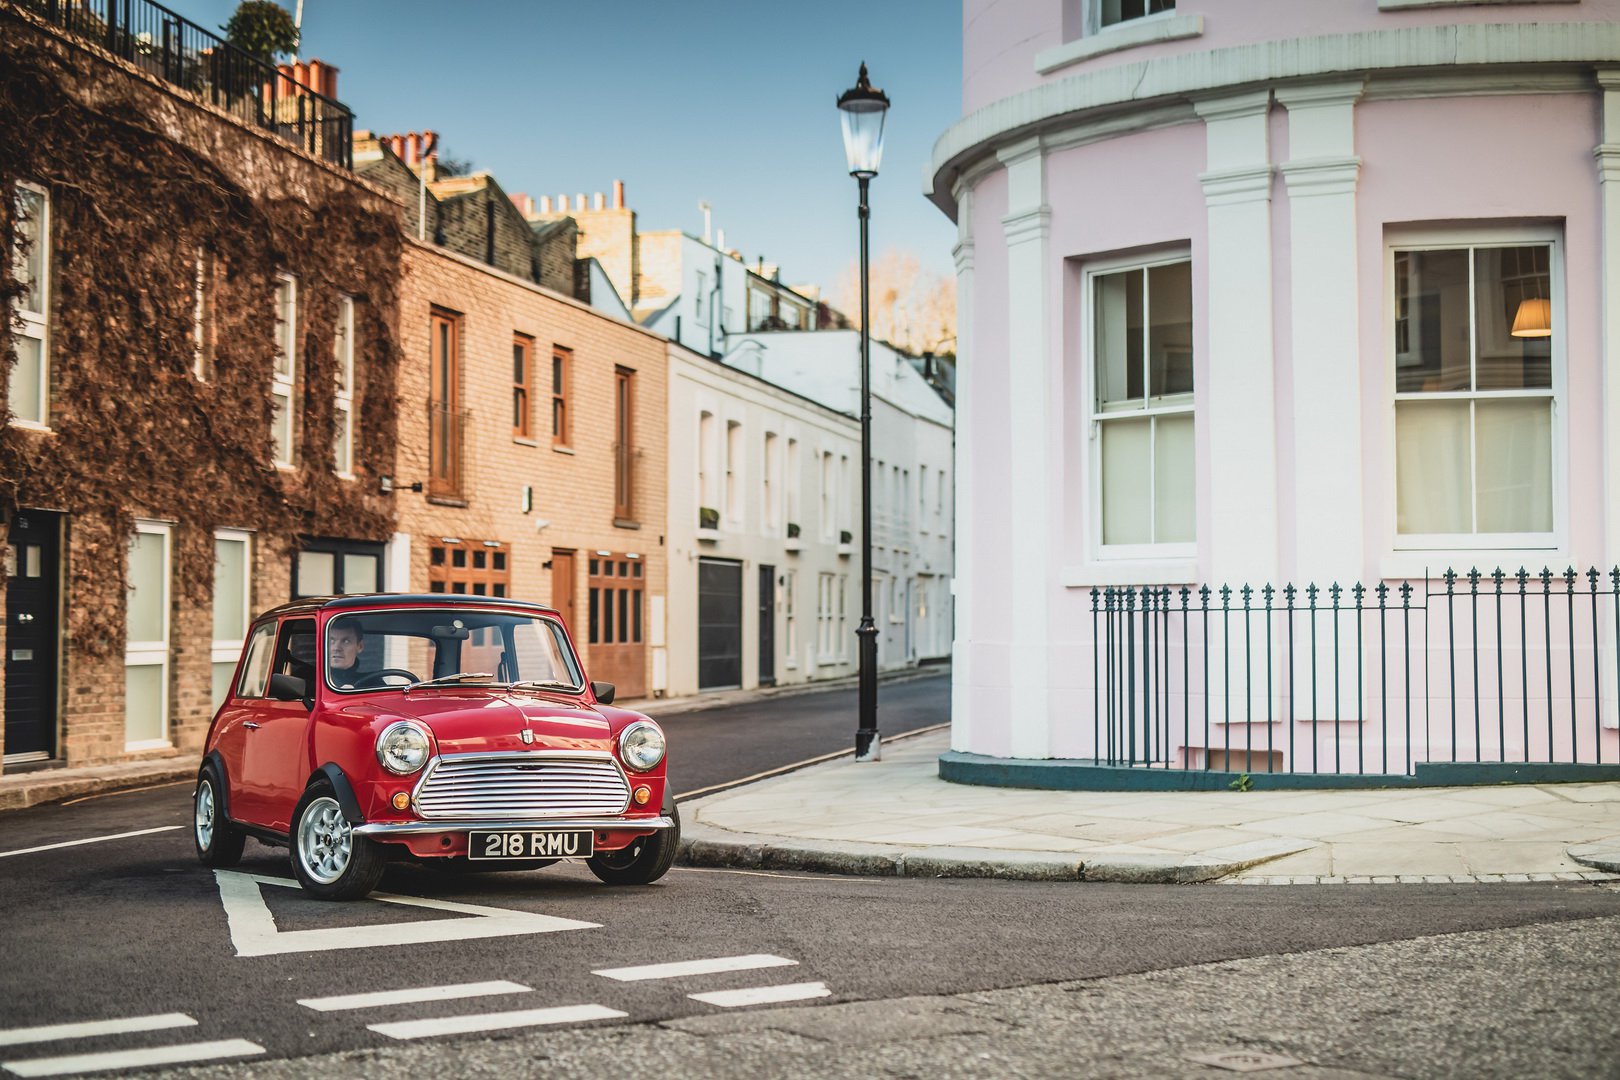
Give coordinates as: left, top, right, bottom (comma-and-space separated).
255, 594, 560, 622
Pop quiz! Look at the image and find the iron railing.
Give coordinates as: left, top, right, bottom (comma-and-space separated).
21, 0, 353, 168
1092, 568, 1620, 777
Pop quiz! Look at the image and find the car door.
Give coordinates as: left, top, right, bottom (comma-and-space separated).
211, 619, 277, 819
237, 616, 317, 832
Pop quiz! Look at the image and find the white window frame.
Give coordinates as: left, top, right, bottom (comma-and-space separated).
272, 272, 298, 467
820, 451, 836, 541
724, 418, 743, 526
698, 409, 717, 518
1386, 227, 1566, 557
1083, 249, 1197, 562
192, 248, 211, 380
837, 573, 849, 660
783, 569, 798, 668
817, 571, 836, 664
333, 294, 356, 478
211, 529, 253, 706
786, 437, 800, 531
919, 465, 929, 535
10, 182, 50, 430
125, 520, 172, 751
1089, 0, 1176, 34
762, 431, 779, 532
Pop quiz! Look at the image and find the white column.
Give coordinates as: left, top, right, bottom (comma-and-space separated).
999, 137, 1054, 759
950, 182, 977, 753
1595, 69, 1620, 731
1278, 80, 1366, 586
1195, 92, 1279, 588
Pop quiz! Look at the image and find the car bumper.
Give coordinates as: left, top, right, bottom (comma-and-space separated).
352, 815, 675, 837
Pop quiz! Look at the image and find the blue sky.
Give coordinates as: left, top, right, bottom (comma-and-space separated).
185, 0, 963, 292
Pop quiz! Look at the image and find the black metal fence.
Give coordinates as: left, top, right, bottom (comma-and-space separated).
1092, 568, 1620, 777
21, 0, 353, 168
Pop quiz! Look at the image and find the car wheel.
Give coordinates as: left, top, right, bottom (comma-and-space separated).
587, 805, 681, 886
289, 779, 387, 900
194, 765, 246, 868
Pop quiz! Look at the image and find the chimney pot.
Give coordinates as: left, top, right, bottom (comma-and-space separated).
593, 192, 606, 211
389, 134, 404, 160
574, 193, 587, 211
406, 133, 421, 166
613, 179, 625, 209
539, 195, 553, 214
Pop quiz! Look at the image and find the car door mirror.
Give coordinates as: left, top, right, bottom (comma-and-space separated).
591, 681, 615, 705
268, 673, 307, 702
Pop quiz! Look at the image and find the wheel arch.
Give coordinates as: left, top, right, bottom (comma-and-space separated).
310, 762, 365, 824
200, 751, 233, 822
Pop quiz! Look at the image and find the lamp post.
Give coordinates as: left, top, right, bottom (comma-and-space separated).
838, 62, 889, 762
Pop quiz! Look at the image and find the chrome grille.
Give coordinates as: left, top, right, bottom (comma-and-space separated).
413, 752, 631, 820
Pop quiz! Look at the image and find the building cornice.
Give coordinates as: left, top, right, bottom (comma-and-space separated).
1279, 156, 1362, 198
929, 21, 1620, 218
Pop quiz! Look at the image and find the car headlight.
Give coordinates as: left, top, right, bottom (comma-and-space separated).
618, 720, 666, 772
375, 720, 431, 775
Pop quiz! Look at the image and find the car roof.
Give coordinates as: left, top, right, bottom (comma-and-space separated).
254, 593, 560, 623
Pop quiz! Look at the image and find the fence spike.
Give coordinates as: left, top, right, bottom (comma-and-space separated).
1467, 567, 1480, 591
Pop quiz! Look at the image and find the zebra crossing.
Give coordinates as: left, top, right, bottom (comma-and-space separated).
0, 953, 831, 1075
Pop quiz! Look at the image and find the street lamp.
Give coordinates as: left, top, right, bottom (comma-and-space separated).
838, 62, 889, 763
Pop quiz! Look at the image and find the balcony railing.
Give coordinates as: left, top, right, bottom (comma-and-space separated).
22, 0, 353, 168
1093, 568, 1620, 781
427, 402, 467, 501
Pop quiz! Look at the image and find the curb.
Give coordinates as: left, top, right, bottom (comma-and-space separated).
0, 760, 195, 812
676, 820, 1311, 884
1567, 840, 1620, 874
625, 665, 948, 720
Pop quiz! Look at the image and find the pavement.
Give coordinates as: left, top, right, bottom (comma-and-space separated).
679, 729, 1620, 885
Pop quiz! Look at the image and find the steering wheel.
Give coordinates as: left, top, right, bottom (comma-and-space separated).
353, 668, 419, 688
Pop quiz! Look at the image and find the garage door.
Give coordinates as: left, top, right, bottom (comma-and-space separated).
698, 558, 742, 690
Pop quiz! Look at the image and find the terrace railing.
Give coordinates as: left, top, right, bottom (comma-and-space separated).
1092, 568, 1620, 779
21, 0, 353, 168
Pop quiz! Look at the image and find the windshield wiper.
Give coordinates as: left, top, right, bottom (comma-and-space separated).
404, 671, 496, 693
505, 679, 577, 692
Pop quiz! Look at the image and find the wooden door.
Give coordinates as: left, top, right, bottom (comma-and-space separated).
585, 553, 645, 698
551, 549, 577, 637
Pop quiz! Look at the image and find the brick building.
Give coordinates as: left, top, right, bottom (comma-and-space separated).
395, 240, 669, 699
0, 2, 404, 770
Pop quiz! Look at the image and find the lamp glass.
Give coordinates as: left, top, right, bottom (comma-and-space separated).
839, 104, 887, 177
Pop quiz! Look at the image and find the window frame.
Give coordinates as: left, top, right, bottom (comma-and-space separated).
125, 520, 172, 750
1385, 226, 1566, 554
1089, 0, 1176, 34
614, 366, 636, 522
271, 272, 299, 467
211, 529, 253, 708
783, 568, 798, 667
428, 538, 511, 598
551, 345, 572, 449
1082, 248, 1197, 562
334, 295, 356, 478
192, 247, 214, 381
428, 308, 462, 498
10, 182, 51, 430
513, 332, 534, 440
724, 418, 743, 526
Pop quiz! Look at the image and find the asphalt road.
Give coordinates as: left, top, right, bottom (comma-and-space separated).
0, 672, 1616, 1078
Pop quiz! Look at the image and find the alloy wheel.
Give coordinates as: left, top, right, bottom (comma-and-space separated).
297, 796, 353, 884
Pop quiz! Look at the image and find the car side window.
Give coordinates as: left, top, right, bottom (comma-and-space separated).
276, 618, 318, 686
236, 622, 278, 699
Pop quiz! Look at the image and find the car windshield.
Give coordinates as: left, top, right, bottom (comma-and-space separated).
324, 608, 583, 694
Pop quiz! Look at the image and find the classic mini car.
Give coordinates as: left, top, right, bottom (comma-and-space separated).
193, 594, 676, 900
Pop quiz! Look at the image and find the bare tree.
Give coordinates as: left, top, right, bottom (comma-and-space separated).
832, 250, 956, 357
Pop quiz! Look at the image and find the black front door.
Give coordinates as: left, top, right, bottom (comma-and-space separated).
758, 565, 775, 687
5, 510, 62, 761
697, 558, 742, 690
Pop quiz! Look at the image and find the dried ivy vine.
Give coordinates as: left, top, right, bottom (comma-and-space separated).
1, 18, 404, 658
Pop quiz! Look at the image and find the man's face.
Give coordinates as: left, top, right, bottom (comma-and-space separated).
328, 626, 364, 670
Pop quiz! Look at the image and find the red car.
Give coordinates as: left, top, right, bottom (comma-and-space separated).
193, 594, 677, 900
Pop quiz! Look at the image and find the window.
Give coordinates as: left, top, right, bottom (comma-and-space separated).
125, 522, 171, 748
10, 183, 50, 427
513, 333, 533, 439
615, 367, 635, 521
694, 272, 707, 324
192, 248, 213, 380
551, 345, 572, 447
841, 456, 852, 539
334, 296, 356, 476
429, 310, 461, 498
919, 465, 929, 534
1095, 0, 1174, 30
1391, 236, 1558, 544
294, 539, 383, 598
211, 530, 252, 707
428, 539, 510, 597
837, 573, 848, 659
236, 622, 277, 699
786, 437, 800, 531
820, 452, 836, 540
937, 470, 946, 529
698, 410, 718, 525
817, 572, 836, 661
1089, 256, 1195, 551
783, 569, 798, 666
763, 432, 779, 530
725, 419, 742, 524
272, 273, 298, 466
587, 555, 644, 646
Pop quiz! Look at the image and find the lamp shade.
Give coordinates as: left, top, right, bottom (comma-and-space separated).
837, 62, 890, 178
1510, 297, 1551, 338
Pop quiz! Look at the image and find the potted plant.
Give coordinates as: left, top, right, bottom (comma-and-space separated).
698, 506, 720, 531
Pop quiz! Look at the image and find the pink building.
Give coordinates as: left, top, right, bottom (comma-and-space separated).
933, 1, 1620, 784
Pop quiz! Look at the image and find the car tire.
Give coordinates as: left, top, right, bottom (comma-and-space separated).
194, 765, 246, 868
586, 805, 681, 886
289, 779, 387, 900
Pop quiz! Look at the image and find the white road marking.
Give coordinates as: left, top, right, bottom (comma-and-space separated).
367, 1004, 627, 1041
593, 954, 798, 982
214, 871, 599, 957
0, 1014, 195, 1048
688, 982, 832, 1008
298, 981, 532, 1012
0, 827, 184, 860
2, 1039, 264, 1077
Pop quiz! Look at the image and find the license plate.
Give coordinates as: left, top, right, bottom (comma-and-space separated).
469, 830, 594, 860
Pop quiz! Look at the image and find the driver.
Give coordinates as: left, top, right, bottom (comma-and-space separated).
327, 623, 367, 687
